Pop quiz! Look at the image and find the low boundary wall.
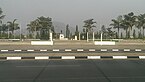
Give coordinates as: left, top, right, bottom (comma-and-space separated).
94, 41, 115, 45
31, 41, 53, 45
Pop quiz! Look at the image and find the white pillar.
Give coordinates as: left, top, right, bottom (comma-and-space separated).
101, 33, 102, 42
93, 32, 94, 42
87, 32, 89, 42
50, 32, 53, 41
20, 24, 21, 41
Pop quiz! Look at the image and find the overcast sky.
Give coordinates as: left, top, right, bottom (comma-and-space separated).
0, 0, 145, 31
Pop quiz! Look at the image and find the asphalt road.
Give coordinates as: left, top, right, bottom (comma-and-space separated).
0, 60, 145, 82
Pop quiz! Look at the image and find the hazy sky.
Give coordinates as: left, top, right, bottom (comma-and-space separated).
0, 0, 145, 32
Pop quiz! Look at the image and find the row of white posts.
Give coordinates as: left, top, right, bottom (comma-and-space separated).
87, 32, 96, 42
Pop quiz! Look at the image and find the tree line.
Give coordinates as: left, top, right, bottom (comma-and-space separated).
0, 7, 145, 40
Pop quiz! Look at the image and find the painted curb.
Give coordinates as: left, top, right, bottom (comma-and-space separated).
0, 56, 144, 60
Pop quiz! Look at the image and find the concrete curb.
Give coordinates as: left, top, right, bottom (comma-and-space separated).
0, 49, 144, 53
0, 56, 145, 60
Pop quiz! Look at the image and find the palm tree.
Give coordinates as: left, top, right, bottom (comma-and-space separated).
0, 8, 5, 24
0, 8, 5, 38
123, 12, 137, 39
27, 20, 39, 39
7, 19, 20, 39
0, 24, 8, 38
136, 14, 145, 38
37, 16, 53, 40
110, 15, 123, 38
83, 19, 96, 33
27, 16, 54, 40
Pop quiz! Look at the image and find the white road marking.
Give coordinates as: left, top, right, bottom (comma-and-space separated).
65, 49, 72, 52
40, 50, 47, 51
139, 56, 145, 59
87, 56, 100, 59
62, 56, 75, 59
14, 50, 22, 52
112, 49, 119, 52
113, 56, 127, 59
35, 57, 49, 59
53, 49, 59, 51
1, 50, 8, 52
124, 49, 130, 52
27, 50, 34, 51
77, 49, 84, 52
135, 49, 142, 52
89, 49, 95, 52
101, 49, 107, 52
7, 57, 21, 60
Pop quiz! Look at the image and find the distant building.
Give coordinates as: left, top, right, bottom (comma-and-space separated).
59, 33, 68, 40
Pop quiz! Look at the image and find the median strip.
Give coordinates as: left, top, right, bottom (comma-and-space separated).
0, 48, 144, 53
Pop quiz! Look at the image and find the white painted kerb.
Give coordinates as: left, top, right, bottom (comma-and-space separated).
35, 57, 49, 59
31, 41, 53, 45
139, 56, 145, 59
87, 56, 100, 59
113, 56, 127, 59
62, 56, 75, 59
7, 57, 21, 60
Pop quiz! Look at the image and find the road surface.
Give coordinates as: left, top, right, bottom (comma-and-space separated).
0, 60, 145, 82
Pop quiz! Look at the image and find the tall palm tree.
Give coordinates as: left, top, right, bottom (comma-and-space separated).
123, 12, 137, 39
0, 8, 5, 38
110, 15, 123, 38
0, 8, 5, 24
27, 20, 39, 39
136, 14, 145, 38
0, 24, 8, 38
7, 19, 20, 39
83, 19, 96, 33
37, 16, 53, 40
